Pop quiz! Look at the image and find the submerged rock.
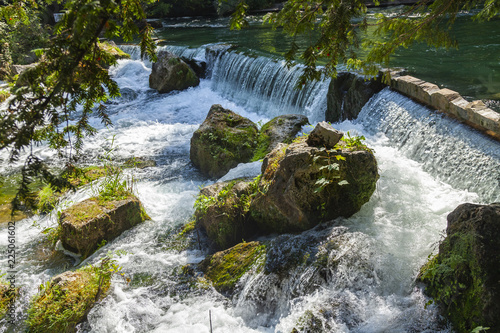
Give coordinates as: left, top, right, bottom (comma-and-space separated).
59, 195, 148, 257
253, 114, 309, 161
149, 51, 200, 93
198, 241, 266, 295
190, 104, 259, 179
124, 156, 156, 169
418, 203, 500, 333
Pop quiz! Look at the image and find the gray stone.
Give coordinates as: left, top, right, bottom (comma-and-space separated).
419, 203, 500, 332
149, 51, 200, 93
251, 140, 378, 233
254, 114, 309, 160
306, 122, 343, 149
326, 72, 385, 121
190, 104, 258, 179
59, 195, 148, 257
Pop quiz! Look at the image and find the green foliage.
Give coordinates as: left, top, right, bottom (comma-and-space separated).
0, 7, 50, 66
311, 132, 370, 193
231, 0, 499, 86
0, 0, 157, 216
37, 184, 60, 214
0, 90, 10, 103
26, 256, 120, 332
340, 131, 373, 152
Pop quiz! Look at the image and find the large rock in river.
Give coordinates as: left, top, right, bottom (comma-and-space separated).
418, 203, 500, 333
59, 195, 148, 257
194, 123, 379, 247
326, 72, 385, 122
190, 104, 259, 178
250, 129, 379, 234
149, 51, 200, 93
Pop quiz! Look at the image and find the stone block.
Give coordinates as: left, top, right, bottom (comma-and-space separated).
431, 88, 461, 112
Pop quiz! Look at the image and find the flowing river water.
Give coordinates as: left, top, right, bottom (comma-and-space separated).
1, 13, 500, 333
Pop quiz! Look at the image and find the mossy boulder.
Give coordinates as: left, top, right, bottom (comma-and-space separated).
418, 203, 500, 333
193, 124, 378, 247
198, 241, 266, 295
59, 195, 148, 257
190, 104, 259, 179
250, 134, 379, 234
149, 50, 200, 93
195, 179, 259, 249
27, 260, 114, 332
253, 114, 309, 161
98, 41, 130, 61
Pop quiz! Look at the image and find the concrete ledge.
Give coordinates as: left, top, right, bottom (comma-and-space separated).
390, 75, 500, 141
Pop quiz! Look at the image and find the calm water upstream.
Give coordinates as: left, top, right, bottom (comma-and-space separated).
157, 10, 500, 103
0, 9, 499, 333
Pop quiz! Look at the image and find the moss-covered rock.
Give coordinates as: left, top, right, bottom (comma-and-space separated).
418, 203, 500, 333
198, 241, 266, 295
194, 178, 260, 249
149, 50, 200, 93
250, 133, 379, 234
123, 156, 157, 169
27, 259, 115, 332
252, 114, 309, 161
59, 195, 148, 257
190, 104, 259, 178
98, 41, 131, 61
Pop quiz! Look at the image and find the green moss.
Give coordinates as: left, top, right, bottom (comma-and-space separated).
98, 41, 131, 60
162, 220, 199, 252
27, 258, 117, 332
251, 133, 271, 161
168, 57, 180, 66
63, 199, 105, 226
200, 241, 266, 294
418, 232, 486, 332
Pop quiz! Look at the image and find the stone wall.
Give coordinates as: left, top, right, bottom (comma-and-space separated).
390, 75, 500, 141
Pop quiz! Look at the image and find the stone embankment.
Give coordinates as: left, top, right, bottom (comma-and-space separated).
390, 75, 500, 141
326, 71, 500, 141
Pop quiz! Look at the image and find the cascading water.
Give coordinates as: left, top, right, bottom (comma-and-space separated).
0, 44, 497, 333
357, 88, 500, 203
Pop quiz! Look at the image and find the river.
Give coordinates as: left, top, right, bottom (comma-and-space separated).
0, 11, 499, 333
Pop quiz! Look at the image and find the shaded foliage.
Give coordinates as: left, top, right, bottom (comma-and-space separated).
0, 0, 157, 215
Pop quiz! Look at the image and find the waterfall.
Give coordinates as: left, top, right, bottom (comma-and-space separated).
210, 51, 329, 121
356, 88, 500, 203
